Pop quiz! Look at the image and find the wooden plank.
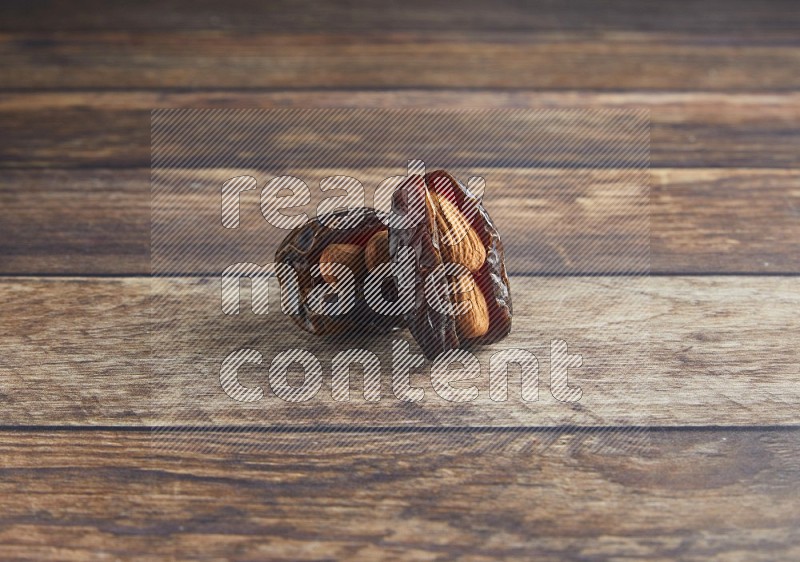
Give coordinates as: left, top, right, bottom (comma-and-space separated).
2, 0, 798, 33
0, 428, 798, 560
1, 31, 799, 91
0, 170, 150, 275
2, 168, 798, 275
1, 92, 798, 168
147, 166, 653, 276
1, 276, 797, 427
650, 169, 800, 272
147, 108, 650, 171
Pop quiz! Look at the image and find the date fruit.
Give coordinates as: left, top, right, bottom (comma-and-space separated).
275, 170, 512, 358
275, 208, 403, 336
390, 170, 512, 359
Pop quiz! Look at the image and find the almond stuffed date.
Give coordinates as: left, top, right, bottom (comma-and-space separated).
389, 170, 513, 359
275, 208, 404, 336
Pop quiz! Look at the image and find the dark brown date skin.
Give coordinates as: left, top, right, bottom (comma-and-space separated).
390, 170, 513, 359
275, 208, 404, 337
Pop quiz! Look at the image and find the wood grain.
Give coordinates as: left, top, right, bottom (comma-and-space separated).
3, 168, 798, 275
2, 30, 799, 91
1, 1, 797, 558
2, 91, 798, 168
0, 428, 798, 561
2, 0, 798, 32
1, 276, 797, 427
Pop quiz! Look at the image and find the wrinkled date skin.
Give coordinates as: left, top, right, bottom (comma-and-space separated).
275, 171, 512, 357
390, 170, 513, 359
275, 208, 404, 336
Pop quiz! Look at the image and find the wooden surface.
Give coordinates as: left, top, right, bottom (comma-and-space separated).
2, 276, 798, 427
3, 167, 798, 274
4, 31, 800, 91
1, 429, 799, 561
1, 1, 799, 560
2, 92, 799, 168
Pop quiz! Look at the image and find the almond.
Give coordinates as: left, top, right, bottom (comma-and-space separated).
427, 191, 486, 273
450, 273, 490, 339
364, 230, 390, 270
319, 243, 365, 283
